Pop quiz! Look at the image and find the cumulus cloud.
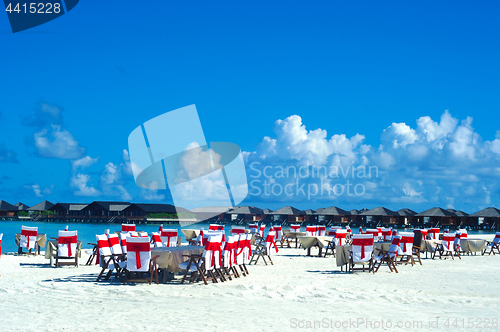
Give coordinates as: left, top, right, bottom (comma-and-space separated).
71, 156, 99, 171
23, 101, 86, 160
245, 111, 500, 211
70, 173, 101, 197
34, 125, 85, 159
30, 184, 54, 197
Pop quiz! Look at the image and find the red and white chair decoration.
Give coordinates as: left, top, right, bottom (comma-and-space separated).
95, 234, 126, 281
248, 223, 259, 234
160, 229, 178, 247
397, 232, 415, 265
222, 235, 240, 279
209, 224, 224, 231
306, 225, 319, 236
435, 233, 455, 259
365, 229, 379, 242
151, 232, 163, 247
273, 225, 283, 244
55, 230, 79, 267
107, 233, 125, 257
418, 229, 428, 240
381, 228, 392, 242
358, 227, 363, 234
373, 235, 401, 273
377, 227, 382, 238
231, 226, 246, 235
290, 224, 301, 232
484, 232, 500, 255
428, 228, 440, 240
318, 225, 326, 236
119, 233, 128, 253
453, 232, 462, 259
234, 233, 251, 276
121, 224, 136, 233
259, 225, 265, 237
180, 233, 225, 285
458, 229, 468, 238
335, 229, 348, 247
123, 236, 159, 285
250, 230, 278, 265
19, 226, 38, 253
348, 234, 374, 273
443, 229, 449, 234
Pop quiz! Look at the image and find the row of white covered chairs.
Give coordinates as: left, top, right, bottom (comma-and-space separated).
179, 232, 253, 284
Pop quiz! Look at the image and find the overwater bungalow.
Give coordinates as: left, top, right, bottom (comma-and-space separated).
469, 207, 500, 228
271, 206, 306, 224
0, 200, 17, 217
316, 206, 350, 225
361, 207, 397, 226
415, 207, 456, 227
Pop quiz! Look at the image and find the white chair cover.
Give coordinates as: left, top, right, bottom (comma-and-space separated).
57, 230, 78, 258
126, 236, 151, 272
351, 234, 374, 263
20, 226, 38, 249
160, 229, 178, 247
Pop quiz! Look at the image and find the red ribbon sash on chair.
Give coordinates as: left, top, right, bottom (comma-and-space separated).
21, 230, 37, 248
205, 241, 223, 269
122, 225, 135, 232
400, 237, 412, 253
495, 234, 500, 239
291, 225, 300, 232
245, 238, 252, 260
266, 234, 279, 254
232, 229, 245, 234
108, 236, 120, 247
152, 234, 161, 245
127, 242, 150, 269
353, 238, 373, 259
161, 231, 176, 247
59, 236, 77, 257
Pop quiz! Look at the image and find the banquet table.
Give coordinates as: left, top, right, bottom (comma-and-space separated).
336, 242, 389, 268
45, 240, 83, 265
297, 235, 333, 257
460, 238, 487, 255
283, 231, 306, 248
151, 245, 205, 283
15, 233, 47, 255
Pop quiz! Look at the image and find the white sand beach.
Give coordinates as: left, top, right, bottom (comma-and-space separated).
1, 234, 499, 332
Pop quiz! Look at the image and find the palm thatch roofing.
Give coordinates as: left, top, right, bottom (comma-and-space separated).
0, 200, 16, 211
271, 206, 306, 215
415, 207, 455, 217
29, 200, 54, 211
447, 209, 469, 217
469, 207, 500, 218
397, 208, 417, 216
361, 207, 396, 216
316, 206, 350, 215
228, 206, 264, 215
14, 202, 30, 210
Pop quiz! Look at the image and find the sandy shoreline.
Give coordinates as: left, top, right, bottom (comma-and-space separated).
1, 234, 499, 332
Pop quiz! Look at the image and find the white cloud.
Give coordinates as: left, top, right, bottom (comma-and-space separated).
245, 110, 500, 211
70, 173, 101, 196
34, 125, 85, 159
71, 156, 98, 171
31, 184, 54, 197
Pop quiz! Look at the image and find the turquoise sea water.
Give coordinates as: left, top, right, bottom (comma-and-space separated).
0, 220, 496, 253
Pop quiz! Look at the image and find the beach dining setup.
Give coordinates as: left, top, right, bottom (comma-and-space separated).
2, 212, 500, 287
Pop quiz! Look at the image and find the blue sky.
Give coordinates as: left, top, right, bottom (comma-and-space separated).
1, 1, 500, 213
